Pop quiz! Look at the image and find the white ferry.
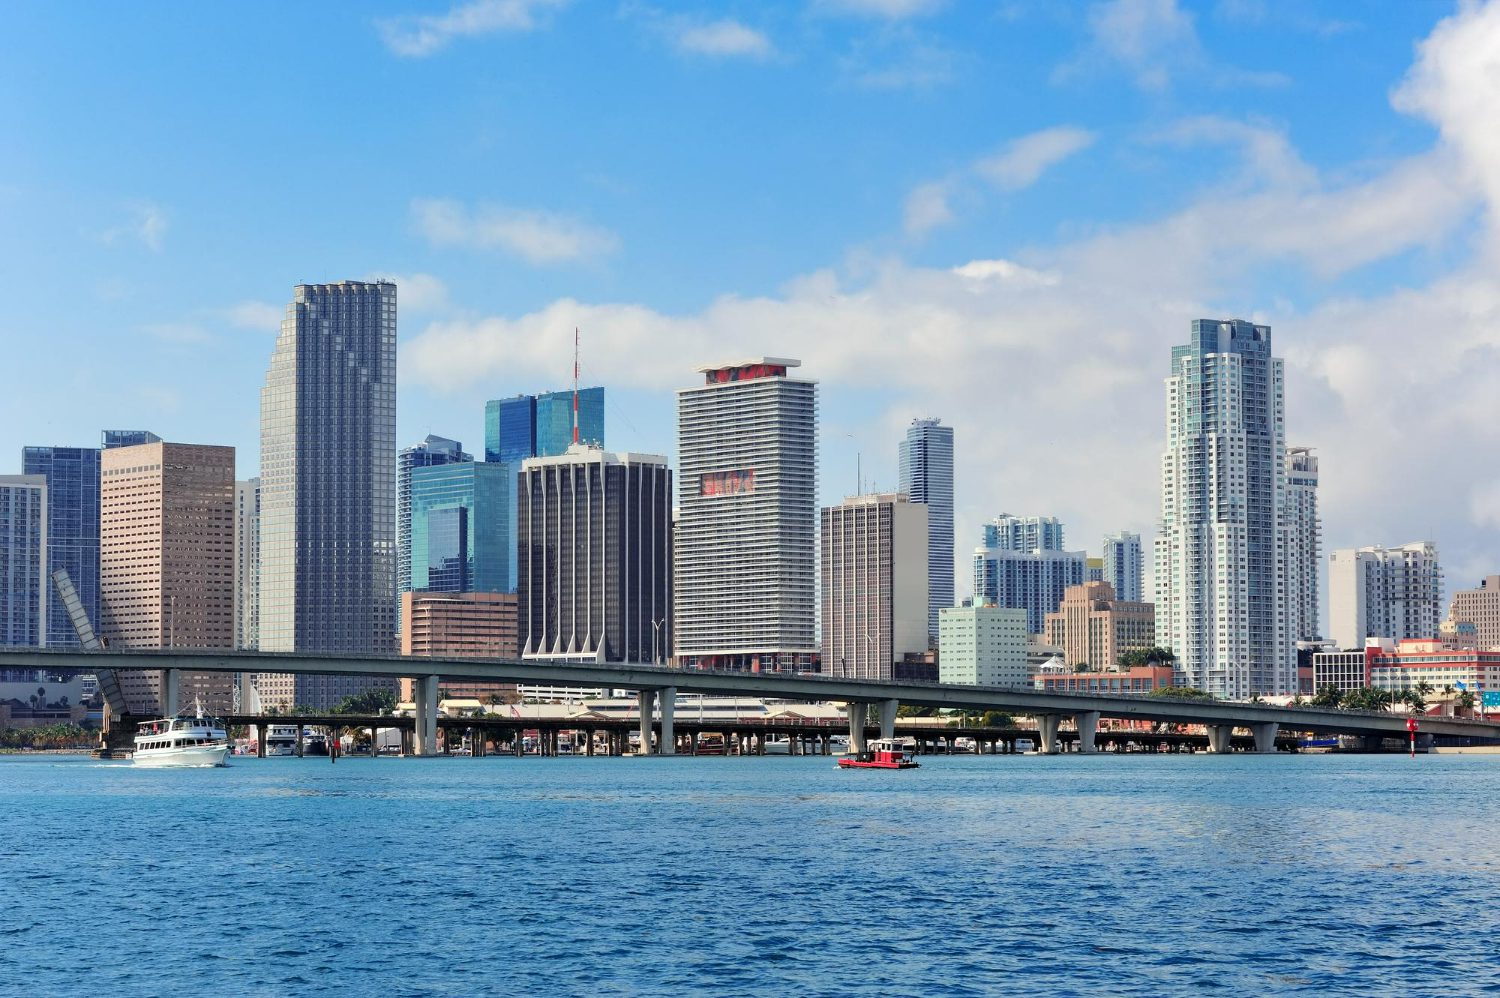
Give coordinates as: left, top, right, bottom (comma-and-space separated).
133, 706, 231, 768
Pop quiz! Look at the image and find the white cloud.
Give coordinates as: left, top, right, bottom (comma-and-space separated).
841, 31, 957, 89
100, 201, 167, 252
674, 19, 773, 58
222, 301, 283, 333
1059, 0, 1286, 91
377, 0, 564, 57
976, 126, 1097, 191
902, 181, 954, 236
815, 0, 944, 18
411, 199, 619, 264
407, 1, 1500, 601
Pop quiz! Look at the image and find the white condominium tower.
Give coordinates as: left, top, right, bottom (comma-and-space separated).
1328, 542, 1442, 649
1155, 319, 1293, 698
675, 358, 818, 672
897, 418, 954, 647
1284, 447, 1321, 641
1101, 531, 1143, 603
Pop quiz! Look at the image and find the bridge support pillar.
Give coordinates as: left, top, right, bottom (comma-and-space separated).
637, 689, 656, 755
1206, 725, 1234, 753
296, 725, 305, 758
659, 688, 676, 755
847, 703, 868, 755
1251, 722, 1279, 753
1075, 711, 1101, 754
163, 668, 181, 717
1037, 715, 1061, 755
256, 724, 267, 758
413, 674, 439, 757
879, 699, 898, 741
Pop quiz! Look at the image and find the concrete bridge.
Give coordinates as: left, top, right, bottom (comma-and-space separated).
4, 647, 1497, 756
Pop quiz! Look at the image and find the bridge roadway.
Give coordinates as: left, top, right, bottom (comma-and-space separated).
5, 647, 1498, 756
218, 713, 1304, 757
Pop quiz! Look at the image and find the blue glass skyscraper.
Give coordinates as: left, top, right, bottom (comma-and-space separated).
22, 445, 100, 648
898, 418, 954, 647
409, 462, 512, 595
483, 387, 605, 591
397, 435, 471, 617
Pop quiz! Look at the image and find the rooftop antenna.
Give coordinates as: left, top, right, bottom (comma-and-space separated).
572, 326, 580, 446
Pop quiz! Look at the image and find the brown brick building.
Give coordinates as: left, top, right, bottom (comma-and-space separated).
400, 591, 519, 702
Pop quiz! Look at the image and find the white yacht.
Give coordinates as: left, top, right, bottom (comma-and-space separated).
133, 705, 231, 768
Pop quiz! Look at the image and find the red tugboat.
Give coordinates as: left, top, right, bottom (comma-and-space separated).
838, 738, 920, 770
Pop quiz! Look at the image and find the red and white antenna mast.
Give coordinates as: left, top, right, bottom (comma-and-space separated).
572, 326, 580, 446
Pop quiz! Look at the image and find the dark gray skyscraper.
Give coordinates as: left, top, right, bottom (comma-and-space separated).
259, 281, 397, 709
898, 418, 954, 647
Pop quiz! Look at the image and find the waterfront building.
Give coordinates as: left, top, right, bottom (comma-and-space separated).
400, 591, 519, 703
259, 280, 397, 710
820, 493, 929, 681
21, 445, 100, 648
409, 461, 512, 595
1447, 576, 1500, 649
100, 441, 235, 714
1043, 581, 1156, 669
675, 358, 818, 671
984, 514, 1064, 552
234, 479, 260, 650
398, 435, 472, 618
897, 417, 954, 647
1031, 663, 1175, 694
937, 604, 1028, 686
1101, 531, 1143, 603
1285, 447, 1321, 642
972, 546, 1087, 635
518, 446, 672, 665
1328, 543, 1443, 649
0, 476, 47, 648
1310, 648, 1368, 694
1155, 319, 1292, 698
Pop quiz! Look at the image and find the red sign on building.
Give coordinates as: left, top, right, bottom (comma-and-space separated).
700, 469, 755, 497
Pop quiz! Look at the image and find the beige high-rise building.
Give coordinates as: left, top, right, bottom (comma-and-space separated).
1043, 580, 1156, 669
400, 591, 520, 703
1448, 576, 1500, 650
821, 493, 929, 681
100, 441, 236, 715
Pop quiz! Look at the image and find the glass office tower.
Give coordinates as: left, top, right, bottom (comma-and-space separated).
409, 462, 512, 596
21, 445, 100, 647
397, 435, 471, 618
260, 280, 397, 710
897, 418, 954, 648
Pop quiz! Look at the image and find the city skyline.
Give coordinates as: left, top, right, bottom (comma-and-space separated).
5, 3, 1500, 618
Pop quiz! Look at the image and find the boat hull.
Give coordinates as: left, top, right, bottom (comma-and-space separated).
132, 744, 231, 768
837, 758, 919, 770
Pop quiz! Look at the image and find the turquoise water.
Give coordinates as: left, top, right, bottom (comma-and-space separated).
2, 752, 1498, 996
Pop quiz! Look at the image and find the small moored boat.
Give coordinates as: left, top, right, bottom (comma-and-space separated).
837, 738, 919, 770
133, 702, 231, 768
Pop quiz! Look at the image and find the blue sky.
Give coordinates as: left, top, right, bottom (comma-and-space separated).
5, 0, 1500, 610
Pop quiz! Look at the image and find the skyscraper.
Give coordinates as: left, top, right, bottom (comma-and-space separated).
100, 441, 235, 714
0, 476, 47, 648
260, 280, 397, 710
1043, 581, 1156, 669
517, 446, 672, 665
1447, 576, 1500, 650
397, 435, 472, 616
483, 389, 606, 594
1101, 531, 1143, 603
675, 358, 818, 672
409, 461, 512, 595
972, 545, 1087, 635
984, 514, 1065, 552
821, 493, 929, 680
897, 418, 954, 647
21, 445, 100, 648
1329, 543, 1443, 649
1285, 447, 1321, 642
1156, 319, 1291, 698
234, 478, 260, 650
